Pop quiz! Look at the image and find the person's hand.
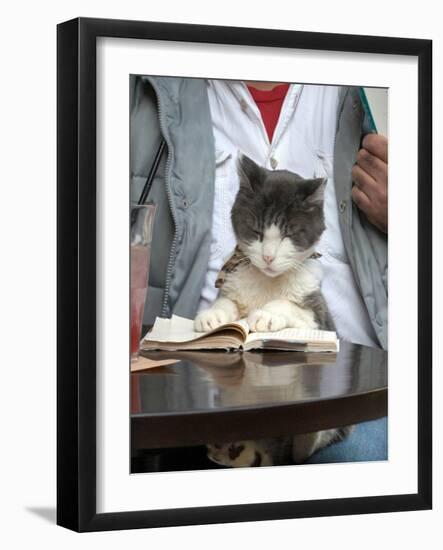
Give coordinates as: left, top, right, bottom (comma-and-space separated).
351, 134, 388, 233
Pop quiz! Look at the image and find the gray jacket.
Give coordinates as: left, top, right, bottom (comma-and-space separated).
130, 76, 388, 350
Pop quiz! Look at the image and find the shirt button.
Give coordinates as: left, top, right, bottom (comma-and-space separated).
240, 99, 248, 112
339, 200, 347, 212
270, 157, 278, 169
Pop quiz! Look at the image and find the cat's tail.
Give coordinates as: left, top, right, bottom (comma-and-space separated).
292, 426, 354, 464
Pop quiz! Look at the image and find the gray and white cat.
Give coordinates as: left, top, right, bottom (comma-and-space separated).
195, 154, 351, 467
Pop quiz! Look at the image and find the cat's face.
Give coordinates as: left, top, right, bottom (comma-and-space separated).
231, 155, 326, 278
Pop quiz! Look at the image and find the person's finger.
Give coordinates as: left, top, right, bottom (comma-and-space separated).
351, 164, 378, 199
351, 185, 372, 214
362, 133, 388, 163
356, 148, 387, 183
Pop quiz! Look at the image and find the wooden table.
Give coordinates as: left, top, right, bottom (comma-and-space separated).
131, 341, 387, 472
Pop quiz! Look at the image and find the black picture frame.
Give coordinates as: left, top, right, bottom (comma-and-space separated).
57, 17, 432, 532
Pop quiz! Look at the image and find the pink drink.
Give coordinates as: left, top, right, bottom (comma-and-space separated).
130, 204, 155, 361
130, 244, 150, 359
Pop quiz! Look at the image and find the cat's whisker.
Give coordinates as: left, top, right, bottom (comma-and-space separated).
289, 261, 308, 273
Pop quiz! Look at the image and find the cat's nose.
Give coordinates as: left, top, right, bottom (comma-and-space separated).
263, 255, 275, 265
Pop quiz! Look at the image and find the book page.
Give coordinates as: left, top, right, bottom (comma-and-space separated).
245, 326, 337, 345
142, 315, 249, 345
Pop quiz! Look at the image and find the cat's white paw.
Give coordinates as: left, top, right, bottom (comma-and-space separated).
194, 309, 229, 332
247, 309, 287, 332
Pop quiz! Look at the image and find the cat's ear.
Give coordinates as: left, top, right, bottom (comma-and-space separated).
237, 153, 266, 191
304, 177, 327, 207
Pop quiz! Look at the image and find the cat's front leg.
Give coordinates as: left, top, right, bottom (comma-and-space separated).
248, 299, 318, 332
194, 297, 239, 332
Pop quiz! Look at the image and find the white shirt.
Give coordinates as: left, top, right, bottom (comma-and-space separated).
199, 80, 378, 348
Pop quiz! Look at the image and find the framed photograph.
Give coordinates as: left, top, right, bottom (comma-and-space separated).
57, 17, 432, 532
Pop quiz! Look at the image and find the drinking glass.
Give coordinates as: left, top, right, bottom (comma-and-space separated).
130, 204, 156, 362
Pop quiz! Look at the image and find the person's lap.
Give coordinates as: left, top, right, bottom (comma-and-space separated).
306, 417, 388, 464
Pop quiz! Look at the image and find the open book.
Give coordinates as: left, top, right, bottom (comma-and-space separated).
142, 315, 339, 353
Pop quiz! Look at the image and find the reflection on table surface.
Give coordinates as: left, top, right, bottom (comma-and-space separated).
131, 341, 387, 416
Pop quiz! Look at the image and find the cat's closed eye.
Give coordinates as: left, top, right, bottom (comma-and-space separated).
251, 229, 263, 239
285, 228, 305, 239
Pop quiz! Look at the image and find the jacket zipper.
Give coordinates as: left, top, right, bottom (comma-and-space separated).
332, 87, 357, 278
147, 78, 178, 318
